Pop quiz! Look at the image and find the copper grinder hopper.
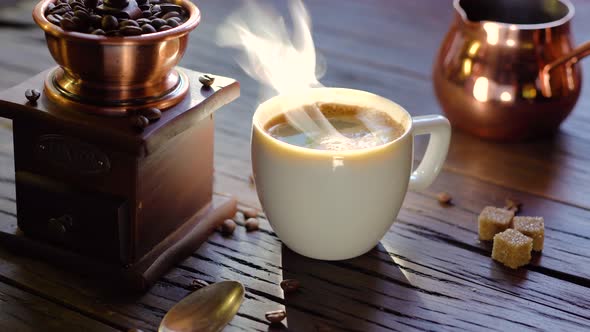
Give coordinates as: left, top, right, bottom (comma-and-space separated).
0, 0, 240, 291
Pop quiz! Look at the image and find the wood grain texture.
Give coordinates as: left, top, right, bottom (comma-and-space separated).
0, 0, 589, 331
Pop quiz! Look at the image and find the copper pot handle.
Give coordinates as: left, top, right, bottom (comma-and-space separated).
541, 41, 590, 97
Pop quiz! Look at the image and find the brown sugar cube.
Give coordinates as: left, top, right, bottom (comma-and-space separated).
512, 216, 544, 251
478, 206, 514, 240
492, 229, 533, 269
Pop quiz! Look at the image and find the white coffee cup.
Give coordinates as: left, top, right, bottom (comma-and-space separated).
251, 88, 451, 260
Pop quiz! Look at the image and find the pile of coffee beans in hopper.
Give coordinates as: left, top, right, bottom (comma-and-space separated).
45, 0, 188, 36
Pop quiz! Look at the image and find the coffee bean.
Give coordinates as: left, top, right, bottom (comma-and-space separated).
85, 0, 98, 9
127, 329, 144, 332
161, 11, 179, 20
63, 12, 74, 20
47, 14, 61, 25
72, 5, 87, 12
504, 198, 522, 214
150, 18, 166, 29
47, 3, 56, 11
220, 219, 236, 236
142, 10, 152, 18
280, 279, 300, 293
139, 4, 150, 10
131, 115, 149, 129
101, 15, 118, 31
141, 24, 156, 34
245, 218, 259, 232
105, 0, 129, 8
233, 211, 245, 223
265, 310, 286, 324
136, 18, 150, 24
120, 20, 139, 28
121, 26, 143, 36
151, 4, 161, 13
140, 107, 161, 121
159, 4, 181, 13
25, 89, 41, 103
50, 7, 68, 15
74, 10, 89, 21
90, 14, 102, 27
168, 16, 181, 22
242, 207, 258, 219
92, 28, 106, 35
105, 30, 121, 36
188, 279, 208, 290
72, 16, 88, 31
437, 192, 452, 205
198, 74, 215, 87
60, 18, 77, 31
158, 25, 172, 31
53, 3, 71, 10
166, 18, 179, 27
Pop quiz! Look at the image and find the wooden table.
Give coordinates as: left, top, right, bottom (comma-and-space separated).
0, 0, 589, 331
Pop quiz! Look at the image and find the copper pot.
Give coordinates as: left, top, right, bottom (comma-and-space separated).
433, 0, 590, 141
32, 0, 201, 116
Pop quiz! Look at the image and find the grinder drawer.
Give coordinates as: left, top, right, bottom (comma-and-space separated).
15, 172, 128, 263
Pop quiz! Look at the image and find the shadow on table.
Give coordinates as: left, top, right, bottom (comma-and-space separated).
279, 243, 422, 331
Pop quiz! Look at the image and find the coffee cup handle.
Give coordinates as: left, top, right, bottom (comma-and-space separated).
408, 115, 451, 191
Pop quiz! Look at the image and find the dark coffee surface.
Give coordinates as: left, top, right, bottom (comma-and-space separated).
265, 102, 405, 151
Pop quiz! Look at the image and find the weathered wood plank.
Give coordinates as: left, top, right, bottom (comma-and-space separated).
0, 278, 119, 332
0, 203, 588, 331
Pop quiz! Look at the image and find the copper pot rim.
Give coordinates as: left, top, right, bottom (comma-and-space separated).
32, 0, 200, 44
453, 0, 575, 30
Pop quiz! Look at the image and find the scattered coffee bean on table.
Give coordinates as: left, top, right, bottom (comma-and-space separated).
25, 89, 41, 103
504, 198, 522, 214
233, 211, 245, 224
436, 191, 452, 205
44, 0, 189, 36
245, 218, 259, 232
189, 278, 208, 290
265, 310, 286, 324
280, 279, 300, 293
220, 219, 236, 236
242, 207, 258, 219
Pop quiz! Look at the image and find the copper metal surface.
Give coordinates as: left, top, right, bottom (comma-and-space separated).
433, 0, 589, 141
32, 0, 200, 116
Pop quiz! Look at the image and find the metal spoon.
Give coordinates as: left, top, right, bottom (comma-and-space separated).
159, 281, 245, 332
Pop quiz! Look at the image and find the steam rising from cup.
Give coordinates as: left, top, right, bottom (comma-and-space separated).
217, 0, 324, 95
217, 0, 386, 149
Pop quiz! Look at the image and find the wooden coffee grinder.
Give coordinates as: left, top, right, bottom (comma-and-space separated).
0, 0, 239, 290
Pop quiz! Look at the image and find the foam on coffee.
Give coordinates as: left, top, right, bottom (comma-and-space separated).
265, 102, 405, 151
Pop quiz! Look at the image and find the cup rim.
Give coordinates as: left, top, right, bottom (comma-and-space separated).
252, 87, 414, 157
33, 0, 200, 45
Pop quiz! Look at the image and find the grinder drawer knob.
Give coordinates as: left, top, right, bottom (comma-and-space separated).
47, 215, 74, 241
